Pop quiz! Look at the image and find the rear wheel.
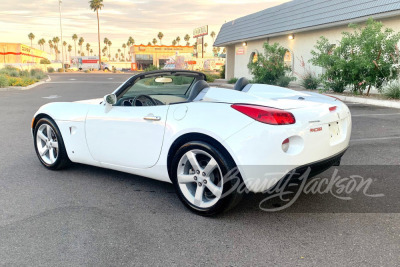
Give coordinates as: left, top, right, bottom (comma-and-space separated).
34, 118, 71, 170
171, 141, 242, 216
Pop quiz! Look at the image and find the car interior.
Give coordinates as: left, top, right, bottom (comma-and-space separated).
114, 71, 250, 107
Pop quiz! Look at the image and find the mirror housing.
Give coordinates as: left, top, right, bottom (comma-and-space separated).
104, 94, 117, 106
155, 77, 173, 83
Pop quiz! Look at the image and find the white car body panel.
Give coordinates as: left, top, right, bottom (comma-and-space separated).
33, 81, 351, 193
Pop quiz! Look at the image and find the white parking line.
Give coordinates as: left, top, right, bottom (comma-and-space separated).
352, 113, 400, 117
351, 136, 400, 142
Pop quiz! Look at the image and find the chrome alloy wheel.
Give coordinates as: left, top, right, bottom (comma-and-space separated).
36, 124, 59, 165
177, 149, 223, 208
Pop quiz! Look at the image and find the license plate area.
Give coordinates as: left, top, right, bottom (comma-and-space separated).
329, 121, 342, 144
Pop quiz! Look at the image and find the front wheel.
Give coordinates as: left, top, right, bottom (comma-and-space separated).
33, 118, 71, 170
171, 141, 243, 216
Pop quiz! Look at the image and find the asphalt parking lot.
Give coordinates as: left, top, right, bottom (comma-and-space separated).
0, 73, 399, 266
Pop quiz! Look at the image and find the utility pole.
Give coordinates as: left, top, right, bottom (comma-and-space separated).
59, 0, 65, 72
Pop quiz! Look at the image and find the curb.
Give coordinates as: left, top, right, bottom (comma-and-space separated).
0, 75, 51, 91
326, 93, 400, 109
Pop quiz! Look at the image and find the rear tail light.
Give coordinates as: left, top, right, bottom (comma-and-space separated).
231, 104, 296, 125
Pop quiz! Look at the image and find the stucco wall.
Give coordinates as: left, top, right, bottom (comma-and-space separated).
228, 16, 400, 81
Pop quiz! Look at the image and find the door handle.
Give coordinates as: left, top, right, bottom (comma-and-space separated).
143, 115, 161, 121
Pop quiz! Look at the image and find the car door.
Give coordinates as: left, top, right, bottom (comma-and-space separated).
85, 104, 168, 169
84, 71, 200, 169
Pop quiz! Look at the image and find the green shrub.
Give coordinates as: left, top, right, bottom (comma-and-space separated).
84, 69, 90, 73
7, 77, 18, 86
220, 64, 225, 78
40, 58, 51, 64
30, 69, 46, 79
324, 80, 346, 93
228, 77, 238, 84
277, 76, 296, 88
301, 74, 320, 90
247, 42, 294, 85
0, 74, 8, 88
58, 68, 65, 72
19, 70, 30, 77
384, 81, 400, 99
144, 65, 159, 72
204, 73, 219, 82
47, 67, 55, 73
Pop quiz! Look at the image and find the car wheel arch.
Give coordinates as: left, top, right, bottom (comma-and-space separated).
166, 132, 237, 177
32, 113, 54, 133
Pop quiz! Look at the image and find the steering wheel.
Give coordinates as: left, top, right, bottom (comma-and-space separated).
132, 94, 158, 106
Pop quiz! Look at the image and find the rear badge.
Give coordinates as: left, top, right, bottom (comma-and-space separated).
310, 127, 323, 133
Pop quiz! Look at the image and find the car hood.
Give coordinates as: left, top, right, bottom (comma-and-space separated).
200, 85, 338, 110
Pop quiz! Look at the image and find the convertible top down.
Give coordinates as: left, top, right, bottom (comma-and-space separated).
32, 70, 351, 215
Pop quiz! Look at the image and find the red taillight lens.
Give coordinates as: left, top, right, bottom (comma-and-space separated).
329, 106, 337, 112
231, 104, 296, 125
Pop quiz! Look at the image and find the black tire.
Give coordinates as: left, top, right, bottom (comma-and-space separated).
33, 117, 71, 170
171, 141, 243, 216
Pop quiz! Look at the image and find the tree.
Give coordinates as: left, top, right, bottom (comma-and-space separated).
72, 34, 78, 57
147, 42, 152, 45
68, 44, 72, 57
62, 41, 67, 60
172, 40, 177, 46
184, 34, 190, 44
107, 40, 112, 60
28, 33, 35, 48
86, 43, 91, 55
122, 43, 126, 59
222, 48, 226, 54
48, 40, 53, 54
204, 43, 208, 52
90, 49, 93, 56
152, 38, 157, 45
210, 31, 216, 44
310, 18, 400, 95
176, 36, 181, 45
157, 32, 164, 45
78, 37, 84, 54
247, 42, 292, 85
127, 36, 134, 46
38, 38, 45, 51
52, 37, 60, 60
186, 42, 190, 46
89, 0, 104, 69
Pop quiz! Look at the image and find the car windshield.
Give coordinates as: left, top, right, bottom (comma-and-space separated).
122, 75, 195, 99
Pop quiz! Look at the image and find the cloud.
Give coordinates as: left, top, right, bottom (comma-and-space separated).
0, 0, 290, 50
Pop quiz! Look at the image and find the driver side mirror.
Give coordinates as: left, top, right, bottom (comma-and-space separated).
104, 94, 117, 106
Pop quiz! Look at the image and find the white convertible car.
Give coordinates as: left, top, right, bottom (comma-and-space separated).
32, 70, 351, 215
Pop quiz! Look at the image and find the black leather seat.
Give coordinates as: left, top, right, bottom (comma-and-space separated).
187, 80, 209, 101
233, 77, 249, 91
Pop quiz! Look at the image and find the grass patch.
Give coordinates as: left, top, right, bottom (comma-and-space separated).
0, 66, 45, 88
384, 81, 400, 99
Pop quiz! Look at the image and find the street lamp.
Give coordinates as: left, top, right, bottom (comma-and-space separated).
59, 0, 65, 72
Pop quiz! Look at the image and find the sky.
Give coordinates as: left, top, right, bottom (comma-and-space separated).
0, 0, 290, 53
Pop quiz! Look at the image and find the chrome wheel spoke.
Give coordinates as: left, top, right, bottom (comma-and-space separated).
206, 180, 222, 198
40, 147, 49, 157
177, 174, 195, 184
46, 125, 52, 139
185, 151, 201, 171
50, 141, 58, 149
194, 185, 204, 206
49, 148, 56, 163
203, 158, 218, 176
38, 131, 47, 142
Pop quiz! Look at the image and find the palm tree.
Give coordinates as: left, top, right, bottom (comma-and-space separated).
102, 47, 107, 56
127, 36, 134, 46
63, 41, 67, 58
28, 33, 35, 48
157, 32, 164, 45
78, 37, 84, 54
38, 39, 45, 51
176, 36, 181, 45
115, 53, 119, 61
184, 34, 190, 45
210, 31, 216, 44
68, 45, 72, 58
172, 40, 177, 46
186, 42, 190, 46
204, 43, 208, 52
222, 47, 226, 54
147, 42, 152, 45
52, 37, 60, 60
72, 34, 78, 57
107, 41, 112, 60
122, 43, 126, 59
90, 49, 93, 56
48, 40, 53, 54
86, 43, 91, 55
89, 0, 104, 69
152, 38, 157, 45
